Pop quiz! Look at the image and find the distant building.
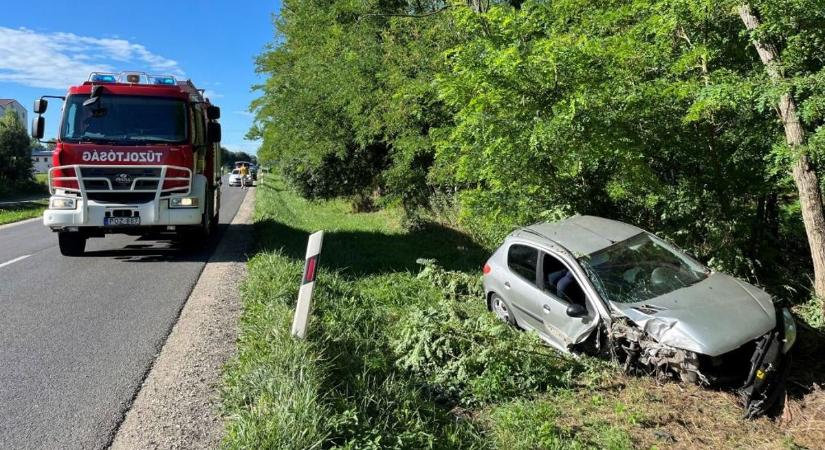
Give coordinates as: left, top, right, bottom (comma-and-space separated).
31, 149, 54, 174
0, 99, 28, 128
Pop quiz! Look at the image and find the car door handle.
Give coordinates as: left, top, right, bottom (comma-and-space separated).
504, 281, 511, 289
543, 305, 552, 314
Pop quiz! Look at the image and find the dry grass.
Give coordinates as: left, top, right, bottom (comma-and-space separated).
534, 325, 825, 450
780, 324, 825, 450
568, 375, 792, 449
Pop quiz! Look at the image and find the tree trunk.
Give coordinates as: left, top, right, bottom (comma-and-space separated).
738, 4, 825, 305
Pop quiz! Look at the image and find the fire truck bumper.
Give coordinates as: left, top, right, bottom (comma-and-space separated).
44, 197, 203, 229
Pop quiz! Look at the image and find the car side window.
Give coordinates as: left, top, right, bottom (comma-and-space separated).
508, 244, 538, 284
542, 252, 587, 308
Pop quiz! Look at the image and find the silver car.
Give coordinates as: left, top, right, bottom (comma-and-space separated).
482, 215, 796, 417
227, 169, 252, 187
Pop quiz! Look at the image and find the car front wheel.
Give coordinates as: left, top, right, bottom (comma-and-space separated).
490, 293, 516, 326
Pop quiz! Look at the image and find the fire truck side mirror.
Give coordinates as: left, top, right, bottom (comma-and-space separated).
33, 99, 48, 114
207, 105, 221, 120
32, 116, 45, 140
207, 122, 222, 144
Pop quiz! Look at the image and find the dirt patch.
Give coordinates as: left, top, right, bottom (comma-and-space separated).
110, 189, 255, 449
781, 323, 825, 449
542, 325, 825, 450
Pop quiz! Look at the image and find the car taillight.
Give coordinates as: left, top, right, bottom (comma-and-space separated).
483, 263, 492, 275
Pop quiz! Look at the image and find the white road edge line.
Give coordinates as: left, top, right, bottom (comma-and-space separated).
0, 254, 31, 269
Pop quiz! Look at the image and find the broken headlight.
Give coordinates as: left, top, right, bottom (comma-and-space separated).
781, 307, 796, 354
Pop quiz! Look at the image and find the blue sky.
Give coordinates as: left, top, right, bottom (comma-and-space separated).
0, 0, 282, 155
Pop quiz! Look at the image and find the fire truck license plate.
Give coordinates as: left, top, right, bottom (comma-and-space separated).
104, 217, 140, 226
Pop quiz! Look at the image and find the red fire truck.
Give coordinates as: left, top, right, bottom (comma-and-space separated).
31, 71, 222, 256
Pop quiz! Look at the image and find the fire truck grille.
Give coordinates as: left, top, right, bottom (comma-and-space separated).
80, 167, 162, 191
86, 192, 157, 204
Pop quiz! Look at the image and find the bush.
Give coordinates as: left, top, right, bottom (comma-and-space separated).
391, 261, 581, 406
794, 296, 825, 330
311, 271, 487, 448
0, 110, 33, 185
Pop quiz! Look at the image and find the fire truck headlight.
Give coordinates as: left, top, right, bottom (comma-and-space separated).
49, 197, 77, 210
169, 197, 199, 208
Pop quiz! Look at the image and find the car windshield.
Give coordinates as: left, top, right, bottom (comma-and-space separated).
61, 94, 187, 145
231, 169, 239, 174
578, 233, 709, 303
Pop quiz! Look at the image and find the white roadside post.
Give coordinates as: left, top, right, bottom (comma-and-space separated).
291, 230, 324, 339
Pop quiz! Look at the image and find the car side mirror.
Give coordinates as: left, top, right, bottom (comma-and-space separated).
207, 122, 221, 143
566, 303, 587, 318
33, 99, 48, 114
207, 105, 221, 120
32, 116, 45, 139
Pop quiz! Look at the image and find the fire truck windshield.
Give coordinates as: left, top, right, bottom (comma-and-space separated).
61, 95, 188, 145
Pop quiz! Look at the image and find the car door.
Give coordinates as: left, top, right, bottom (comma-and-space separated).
504, 243, 573, 350
503, 244, 546, 331
531, 250, 599, 349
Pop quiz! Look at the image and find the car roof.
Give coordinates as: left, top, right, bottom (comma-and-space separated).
514, 215, 644, 256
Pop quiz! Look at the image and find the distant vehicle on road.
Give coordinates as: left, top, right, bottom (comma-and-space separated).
31, 71, 222, 256
234, 161, 257, 180
227, 169, 252, 187
482, 215, 795, 418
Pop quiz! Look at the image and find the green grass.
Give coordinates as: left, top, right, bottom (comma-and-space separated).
0, 200, 47, 225
222, 177, 806, 449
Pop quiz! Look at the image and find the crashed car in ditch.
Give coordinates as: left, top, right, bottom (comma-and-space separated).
482, 215, 796, 417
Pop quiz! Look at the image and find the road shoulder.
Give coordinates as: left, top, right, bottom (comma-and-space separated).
110, 187, 255, 449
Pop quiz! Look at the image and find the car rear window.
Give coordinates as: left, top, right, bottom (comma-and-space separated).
508, 244, 538, 284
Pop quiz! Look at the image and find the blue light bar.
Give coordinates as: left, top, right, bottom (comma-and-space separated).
151, 76, 176, 85
90, 73, 116, 83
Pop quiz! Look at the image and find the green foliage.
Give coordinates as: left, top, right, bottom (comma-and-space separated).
391, 270, 579, 405
251, 0, 825, 302
397, 260, 580, 407
794, 295, 825, 330
220, 147, 257, 168
224, 178, 490, 449
0, 110, 34, 184
252, 0, 457, 207
226, 176, 816, 448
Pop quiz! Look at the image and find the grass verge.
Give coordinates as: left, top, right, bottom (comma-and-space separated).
223, 177, 821, 449
0, 200, 47, 226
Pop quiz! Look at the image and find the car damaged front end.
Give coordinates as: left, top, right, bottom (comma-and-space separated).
607, 304, 796, 418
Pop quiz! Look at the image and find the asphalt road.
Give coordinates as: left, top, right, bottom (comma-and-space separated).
0, 178, 248, 449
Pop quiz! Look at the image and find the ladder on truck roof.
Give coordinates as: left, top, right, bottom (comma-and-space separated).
177, 80, 207, 103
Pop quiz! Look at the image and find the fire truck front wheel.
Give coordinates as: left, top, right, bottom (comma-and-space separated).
177, 196, 213, 250
58, 232, 87, 256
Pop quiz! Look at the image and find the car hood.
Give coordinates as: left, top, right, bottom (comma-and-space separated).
611, 273, 776, 356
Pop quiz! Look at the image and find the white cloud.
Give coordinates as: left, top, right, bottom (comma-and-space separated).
203, 89, 224, 100
233, 110, 254, 117
0, 27, 183, 90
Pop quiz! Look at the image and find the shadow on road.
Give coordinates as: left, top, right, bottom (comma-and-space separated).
80, 223, 255, 264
